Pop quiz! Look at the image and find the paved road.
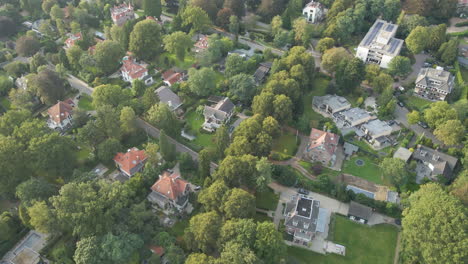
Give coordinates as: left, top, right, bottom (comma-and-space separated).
136, 118, 219, 169
68, 74, 93, 95
396, 54, 430, 87
393, 104, 442, 145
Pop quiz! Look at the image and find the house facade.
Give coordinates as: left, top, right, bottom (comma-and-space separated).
113, 147, 147, 177
302, 1, 324, 24
121, 56, 153, 85
414, 67, 454, 101
202, 97, 235, 132
356, 19, 403, 68
147, 171, 191, 212
47, 99, 75, 130
110, 3, 134, 26
303, 128, 339, 166
284, 195, 327, 243
193, 34, 209, 53
412, 145, 458, 181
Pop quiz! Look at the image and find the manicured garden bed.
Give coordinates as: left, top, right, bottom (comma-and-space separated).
286, 215, 398, 264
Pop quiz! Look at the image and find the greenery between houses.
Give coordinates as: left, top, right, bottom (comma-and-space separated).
255, 187, 280, 211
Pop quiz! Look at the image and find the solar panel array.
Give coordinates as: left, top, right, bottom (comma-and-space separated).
385, 24, 394, 32
364, 21, 384, 46
387, 38, 402, 53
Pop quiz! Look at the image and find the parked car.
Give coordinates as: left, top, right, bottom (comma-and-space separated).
397, 101, 404, 107
387, 120, 395, 126
298, 188, 309, 195
418, 121, 429, 129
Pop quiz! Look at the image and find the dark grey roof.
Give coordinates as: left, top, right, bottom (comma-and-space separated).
207, 95, 224, 103
203, 97, 234, 121
343, 142, 359, 156
253, 63, 271, 83
348, 201, 373, 220
412, 145, 458, 177
285, 196, 320, 233
155, 86, 182, 111
217, 97, 235, 113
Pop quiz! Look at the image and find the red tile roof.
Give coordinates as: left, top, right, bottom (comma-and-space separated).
151, 171, 188, 201
121, 58, 148, 80
162, 70, 182, 85
194, 35, 209, 50
308, 128, 339, 156
111, 3, 134, 20
113, 147, 147, 176
149, 245, 165, 257
65, 32, 82, 48
47, 99, 74, 124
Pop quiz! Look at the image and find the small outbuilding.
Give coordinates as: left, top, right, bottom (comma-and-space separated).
393, 147, 412, 163
347, 201, 373, 224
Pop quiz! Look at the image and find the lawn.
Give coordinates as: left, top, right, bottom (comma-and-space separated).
159, 52, 196, 70
398, 94, 431, 111
286, 215, 398, 264
342, 155, 383, 185
169, 219, 189, 238
272, 131, 300, 156
76, 145, 93, 164
77, 94, 94, 111
184, 110, 215, 150
254, 211, 273, 223
255, 187, 279, 211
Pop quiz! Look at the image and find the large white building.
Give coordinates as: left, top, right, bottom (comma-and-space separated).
415, 67, 454, 101
302, 1, 325, 24
356, 19, 404, 68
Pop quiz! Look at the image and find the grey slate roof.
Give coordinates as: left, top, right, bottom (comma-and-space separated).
155, 86, 182, 111
412, 145, 458, 177
253, 62, 272, 83
203, 97, 235, 121
348, 201, 373, 220
393, 147, 412, 162
361, 119, 392, 137
415, 67, 454, 93
343, 142, 359, 156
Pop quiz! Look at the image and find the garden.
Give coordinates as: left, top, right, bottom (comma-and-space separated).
342, 155, 384, 185
77, 94, 94, 111
398, 94, 431, 111
182, 110, 215, 150
286, 215, 398, 264
272, 131, 300, 157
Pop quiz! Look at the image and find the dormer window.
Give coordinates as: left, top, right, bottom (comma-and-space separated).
293, 221, 298, 226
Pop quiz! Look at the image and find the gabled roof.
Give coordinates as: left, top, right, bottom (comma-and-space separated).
204, 97, 235, 121
110, 3, 134, 18
307, 128, 339, 156
113, 147, 147, 176
150, 171, 189, 201
121, 57, 148, 80
253, 62, 272, 83
194, 35, 209, 50
162, 70, 183, 85
412, 145, 458, 176
348, 201, 373, 220
47, 99, 74, 124
149, 245, 165, 257
415, 67, 453, 92
65, 32, 82, 48
155, 86, 182, 110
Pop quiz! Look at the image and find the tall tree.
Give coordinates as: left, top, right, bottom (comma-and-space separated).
146, 103, 180, 135
406, 26, 430, 54
228, 73, 256, 104
163, 31, 192, 61
0, 136, 27, 196
214, 125, 230, 159
427, 24, 447, 51
29, 69, 67, 105
423, 101, 458, 129
129, 20, 162, 60
222, 188, 255, 219
92, 84, 131, 108
120, 106, 137, 135
223, 0, 245, 18
380, 157, 409, 189
143, 0, 162, 19
388, 56, 411, 77
198, 180, 229, 212
321, 47, 351, 73
184, 211, 222, 253
434, 119, 465, 146
15, 35, 40, 57
93, 40, 125, 75
401, 183, 467, 264
198, 148, 213, 179
254, 222, 286, 263
16, 178, 57, 207
181, 6, 212, 34
97, 138, 122, 162
187, 67, 217, 96
437, 39, 458, 65
159, 130, 176, 162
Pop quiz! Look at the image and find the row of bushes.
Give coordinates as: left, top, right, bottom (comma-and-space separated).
455, 21, 468, 27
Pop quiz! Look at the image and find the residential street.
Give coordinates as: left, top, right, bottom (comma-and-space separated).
393, 104, 442, 145
136, 118, 219, 170
67, 74, 93, 95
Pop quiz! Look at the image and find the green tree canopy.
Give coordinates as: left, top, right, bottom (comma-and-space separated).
181, 6, 212, 34
163, 31, 192, 61
143, 0, 162, 18
129, 19, 162, 60
94, 40, 125, 74
146, 103, 180, 135
406, 26, 430, 54
401, 183, 467, 264
423, 101, 458, 129
388, 56, 411, 77
434, 119, 465, 146
222, 188, 256, 219
187, 67, 217, 96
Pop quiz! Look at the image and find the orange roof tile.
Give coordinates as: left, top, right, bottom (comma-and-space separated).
151, 171, 188, 201
113, 147, 147, 176
149, 245, 165, 257
47, 99, 74, 124
308, 128, 339, 156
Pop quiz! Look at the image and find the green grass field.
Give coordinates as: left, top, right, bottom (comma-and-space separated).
184, 110, 215, 149
287, 215, 398, 264
255, 187, 279, 211
78, 94, 94, 111
272, 131, 300, 156
398, 94, 431, 111
342, 155, 383, 185
160, 52, 196, 70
